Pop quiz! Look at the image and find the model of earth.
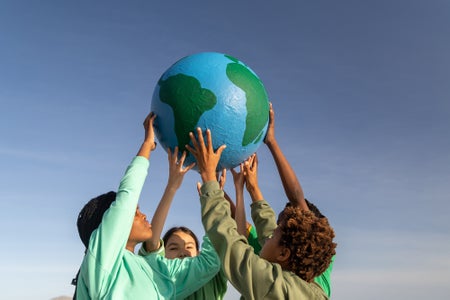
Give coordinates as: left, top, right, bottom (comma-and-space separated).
151, 52, 269, 170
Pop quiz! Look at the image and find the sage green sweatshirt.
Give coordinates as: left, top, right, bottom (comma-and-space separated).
200, 181, 328, 300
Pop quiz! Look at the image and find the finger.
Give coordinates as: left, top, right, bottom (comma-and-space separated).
243, 160, 251, 173
189, 131, 200, 150
197, 127, 206, 152
205, 129, 213, 151
196, 182, 202, 196
240, 162, 245, 173
184, 162, 196, 172
148, 112, 157, 127
246, 154, 255, 166
215, 144, 227, 157
221, 168, 227, 181
185, 143, 197, 156
253, 153, 259, 169
167, 147, 173, 161
143, 113, 151, 127
179, 150, 187, 165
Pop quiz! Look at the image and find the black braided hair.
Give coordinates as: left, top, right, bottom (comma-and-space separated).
72, 191, 117, 298
77, 191, 116, 248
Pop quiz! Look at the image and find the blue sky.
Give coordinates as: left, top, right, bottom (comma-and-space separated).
1, 1, 449, 299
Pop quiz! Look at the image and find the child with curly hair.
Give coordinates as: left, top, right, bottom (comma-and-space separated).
186, 128, 336, 299
225, 103, 336, 297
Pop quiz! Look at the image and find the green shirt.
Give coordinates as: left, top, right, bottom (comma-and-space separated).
76, 157, 220, 299
139, 237, 228, 300
247, 222, 335, 297
200, 181, 328, 300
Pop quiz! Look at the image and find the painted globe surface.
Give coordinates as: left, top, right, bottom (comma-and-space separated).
151, 52, 269, 170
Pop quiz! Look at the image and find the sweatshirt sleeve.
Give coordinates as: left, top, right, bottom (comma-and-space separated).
250, 200, 278, 248
140, 235, 221, 300
200, 181, 287, 299
83, 156, 149, 296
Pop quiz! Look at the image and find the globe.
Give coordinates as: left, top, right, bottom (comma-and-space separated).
151, 52, 269, 171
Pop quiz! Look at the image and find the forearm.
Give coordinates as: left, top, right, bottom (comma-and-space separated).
234, 187, 247, 237
224, 191, 236, 218
250, 200, 277, 244
146, 185, 178, 251
247, 185, 264, 203
266, 139, 308, 210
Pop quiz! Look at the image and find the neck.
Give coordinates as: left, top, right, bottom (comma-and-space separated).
126, 242, 136, 252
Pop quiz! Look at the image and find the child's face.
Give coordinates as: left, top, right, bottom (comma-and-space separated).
128, 207, 152, 244
259, 226, 285, 263
164, 231, 199, 259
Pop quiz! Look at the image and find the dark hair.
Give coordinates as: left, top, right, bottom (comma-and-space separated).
162, 226, 200, 251
72, 191, 117, 298
304, 198, 325, 219
77, 191, 117, 248
278, 206, 336, 282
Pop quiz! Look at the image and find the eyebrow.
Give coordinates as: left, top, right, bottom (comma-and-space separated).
167, 241, 196, 247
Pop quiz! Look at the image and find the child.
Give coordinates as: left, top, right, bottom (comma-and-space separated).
161, 227, 228, 299
136, 145, 228, 300
226, 103, 336, 297
186, 128, 336, 299
73, 113, 220, 299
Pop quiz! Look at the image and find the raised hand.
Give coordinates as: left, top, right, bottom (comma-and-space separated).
186, 127, 226, 183
263, 102, 275, 145
243, 154, 263, 202
230, 163, 245, 194
137, 112, 157, 159
167, 147, 196, 190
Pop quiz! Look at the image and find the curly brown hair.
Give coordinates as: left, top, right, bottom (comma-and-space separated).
278, 206, 336, 282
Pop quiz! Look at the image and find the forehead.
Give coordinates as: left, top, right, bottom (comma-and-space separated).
167, 231, 197, 245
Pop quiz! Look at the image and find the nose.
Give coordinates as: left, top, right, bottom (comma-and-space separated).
179, 249, 190, 258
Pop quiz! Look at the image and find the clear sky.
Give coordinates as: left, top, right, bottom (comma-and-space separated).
1, 1, 449, 299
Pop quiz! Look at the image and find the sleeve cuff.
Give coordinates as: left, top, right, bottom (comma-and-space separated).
138, 239, 165, 256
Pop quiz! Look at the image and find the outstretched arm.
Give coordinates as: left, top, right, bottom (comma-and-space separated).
145, 147, 195, 252
230, 164, 247, 237
185, 128, 226, 183
264, 103, 308, 211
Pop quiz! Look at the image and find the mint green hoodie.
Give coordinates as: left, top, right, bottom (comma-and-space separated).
76, 156, 220, 299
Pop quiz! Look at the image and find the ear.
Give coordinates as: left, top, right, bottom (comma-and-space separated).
277, 247, 291, 263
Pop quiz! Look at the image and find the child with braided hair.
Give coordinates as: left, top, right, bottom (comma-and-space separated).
73, 113, 220, 299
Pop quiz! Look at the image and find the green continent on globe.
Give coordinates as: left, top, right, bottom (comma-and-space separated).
225, 56, 269, 146
158, 73, 217, 151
